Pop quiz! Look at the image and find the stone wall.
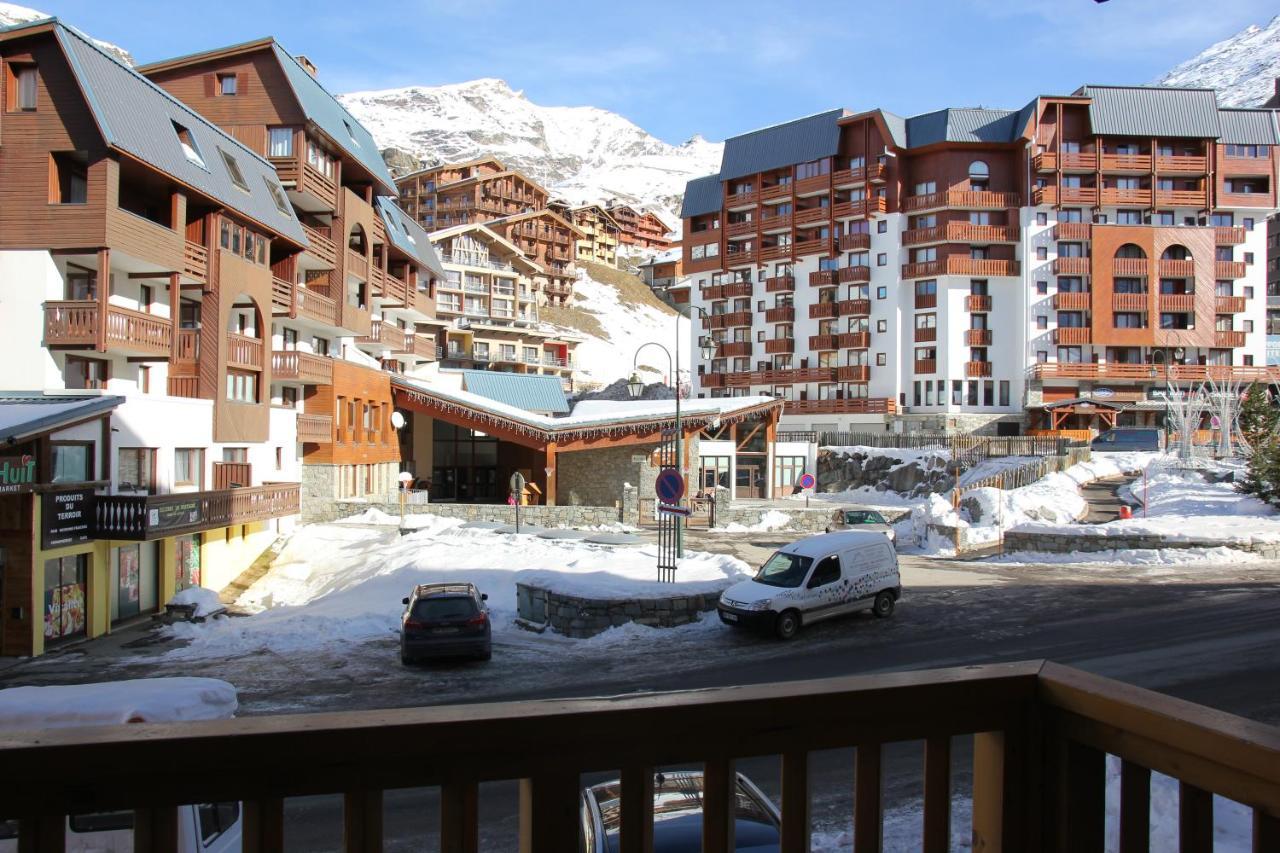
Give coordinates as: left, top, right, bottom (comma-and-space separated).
1003, 529, 1280, 557
311, 499, 625, 528
558, 441, 672, 507
516, 582, 719, 638
888, 413, 1028, 435
711, 505, 855, 533
817, 447, 955, 499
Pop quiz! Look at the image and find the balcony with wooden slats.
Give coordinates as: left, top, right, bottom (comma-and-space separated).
297, 413, 334, 444
837, 232, 871, 252
758, 244, 792, 262
95, 482, 299, 542
1100, 153, 1152, 172
793, 238, 829, 258
43, 301, 171, 357
726, 219, 756, 238
837, 299, 871, 317
965, 329, 992, 346
699, 372, 726, 388
301, 224, 338, 268
913, 358, 937, 374
966, 360, 993, 377
1157, 293, 1195, 313
1157, 259, 1196, 278
1113, 258, 1149, 277
793, 206, 829, 226
760, 183, 791, 202
838, 331, 871, 348
764, 274, 795, 292
966, 294, 993, 312
904, 190, 1020, 212
724, 367, 834, 387
182, 241, 208, 281
1111, 293, 1149, 311
1155, 190, 1207, 208
949, 257, 1020, 276
297, 287, 339, 327
764, 306, 795, 323
1052, 256, 1090, 275
1215, 226, 1247, 245
948, 223, 1020, 243
809, 334, 838, 351
1215, 295, 1246, 313
758, 211, 792, 232
1218, 191, 1275, 209
1054, 222, 1092, 240
271, 350, 333, 385
763, 338, 795, 355
1033, 362, 1280, 383
1034, 186, 1099, 206
724, 249, 756, 267
915, 292, 938, 309
809, 302, 838, 319
1053, 292, 1090, 311
784, 396, 895, 414
836, 265, 870, 284
702, 311, 753, 329
716, 341, 752, 358
346, 250, 370, 282
831, 199, 867, 219
1219, 155, 1274, 176
1214, 330, 1246, 347
725, 188, 758, 209
271, 277, 294, 316
1100, 187, 1153, 206
809, 270, 839, 286
914, 327, 937, 343
835, 365, 870, 382
1216, 261, 1247, 278
1052, 327, 1091, 345
226, 333, 264, 370
794, 174, 830, 196
902, 260, 941, 279
1155, 154, 1207, 174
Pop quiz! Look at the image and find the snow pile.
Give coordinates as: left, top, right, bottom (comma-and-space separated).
167, 587, 224, 619
165, 518, 750, 659
0, 678, 237, 730
717, 510, 793, 533
339, 78, 722, 231
1154, 15, 1280, 106
555, 267, 690, 386
990, 545, 1263, 568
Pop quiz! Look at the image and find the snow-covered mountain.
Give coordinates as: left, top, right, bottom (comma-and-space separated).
0, 3, 133, 64
1153, 15, 1280, 106
339, 78, 722, 233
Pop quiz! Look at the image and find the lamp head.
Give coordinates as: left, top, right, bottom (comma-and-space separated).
626, 373, 644, 399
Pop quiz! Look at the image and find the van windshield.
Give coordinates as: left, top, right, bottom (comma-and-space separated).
754, 552, 813, 588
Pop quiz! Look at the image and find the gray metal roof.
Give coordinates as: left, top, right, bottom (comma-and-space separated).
1080, 85, 1221, 138
0, 393, 124, 443
718, 109, 846, 181
375, 197, 446, 279
902, 108, 1023, 147
271, 42, 397, 194
52, 24, 307, 244
879, 110, 907, 148
680, 173, 722, 218
1217, 109, 1279, 145
460, 371, 569, 415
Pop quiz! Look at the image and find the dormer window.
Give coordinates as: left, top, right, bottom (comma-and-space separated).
264, 176, 290, 215
343, 119, 359, 145
217, 73, 237, 96
219, 148, 249, 192
172, 121, 206, 168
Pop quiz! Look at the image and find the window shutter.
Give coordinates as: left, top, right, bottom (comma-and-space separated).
236, 72, 247, 96
203, 73, 215, 97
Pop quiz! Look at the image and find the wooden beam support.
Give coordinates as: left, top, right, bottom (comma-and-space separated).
168, 273, 181, 368
440, 780, 479, 853
922, 735, 951, 853
701, 758, 734, 853
854, 742, 883, 853
544, 441, 557, 506
1179, 781, 1213, 853
518, 772, 579, 853
1118, 760, 1150, 853
95, 248, 110, 352
780, 751, 810, 853
241, 798, 284, 853
342, 789, 383, 853
618, 765, 654, 853
132, 806, 179, 853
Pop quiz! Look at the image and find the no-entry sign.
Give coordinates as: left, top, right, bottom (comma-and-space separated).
655, 468, 685, 503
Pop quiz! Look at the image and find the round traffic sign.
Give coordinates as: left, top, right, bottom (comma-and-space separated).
655, 468, 685, 503
798, 473, 816, 490
509, 472, 526, 494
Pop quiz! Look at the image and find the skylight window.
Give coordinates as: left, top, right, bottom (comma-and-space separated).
172, 121, 206, 169
219, 147, 249, 192
343, 119, 360, 146
264, 176, 290, 216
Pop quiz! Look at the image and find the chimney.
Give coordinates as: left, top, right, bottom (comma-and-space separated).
295, 55, 318, 77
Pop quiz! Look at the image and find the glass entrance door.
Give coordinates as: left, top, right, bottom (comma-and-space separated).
735, 465, 762, 499
44, 554, 87, 643
115, 544, 141, 622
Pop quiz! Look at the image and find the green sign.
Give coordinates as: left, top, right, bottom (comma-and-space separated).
0, 455, 37, 494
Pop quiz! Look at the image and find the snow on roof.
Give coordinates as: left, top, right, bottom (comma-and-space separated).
0, 678, 237, 731
0, 392, 124, 442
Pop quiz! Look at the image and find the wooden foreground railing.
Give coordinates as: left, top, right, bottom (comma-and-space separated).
0, 661, 1275, 852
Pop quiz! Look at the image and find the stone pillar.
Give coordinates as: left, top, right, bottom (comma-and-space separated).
622, 483, 638, 526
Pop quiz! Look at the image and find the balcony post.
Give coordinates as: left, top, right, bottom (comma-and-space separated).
517, 772, 579, 853
440, 781, 479, 853
618, 765, 655, 853
854, 742, 884, 853
701, 758, 735, 853
96, 247, 110, 352
972, 722, 1038, 852
241, 798, 284, 853
780, 752, 809, 852
168, 272, 180, 368
544, 441, 557, 506
132, 805, 180, 852
922, 735, 951, 853
18, 814, 66, 852
342, 789, 383, 852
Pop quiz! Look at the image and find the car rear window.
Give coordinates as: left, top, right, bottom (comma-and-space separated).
412, 597, 477, 622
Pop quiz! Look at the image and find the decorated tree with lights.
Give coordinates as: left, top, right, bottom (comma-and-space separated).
1237, 383, 1280, 506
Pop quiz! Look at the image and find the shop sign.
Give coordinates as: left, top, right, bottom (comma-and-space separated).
41, 489, 95, 550
148, 498, 202, 534
0, 454, 37, 494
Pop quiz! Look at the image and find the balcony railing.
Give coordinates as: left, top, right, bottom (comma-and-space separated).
793, 207, 828, 226
297, 412, 333, 443
837, 299, 870, 317
763, 338, 794, 355
915, 293, 937, 309
1216, 295, 1246, 313
44, 301, 171, 357
784, 396, 895, 414
226, 332, 264, 369
1053, 327, 1091, 344
1113, 258, 1149, 277
347, 250, 370, 281
1155, 154, 1207, 173
1054, 222, 1092, 240
1215, 226, 1247, 245
703, 311, 753, 330
1158, 293, 1196, 312
1053, 292, 1090, 311
914, 358, 936, 374
726, 219, 756, 237
716, 341, 752, 358
1100, 187, 1153, 206
1052, 257, 1091, 275
966, 294, 993, 312
759, 212, 793, 231
182, 241, 208, 281
965, 328, 992, 346
94, 483, 300, 541
1158, 259, 1196, 278
1034, 186, 1099, 206
764, 306, 795, 323
1031, 363, 1280, 382
1100, 153, 1152, 171
1034, 151, 1099, 171
1216, 261, 1247, 279
809, 270, 838, 286
904, 190, 1020, 211
904, 257, 1019, 279
764, 274, 795, 293
835, 364, 870, 382
725, 188, 758, 207
758, 244, 792, 262
409, 334, 438, 361
271, 350, 333, 385
837, 265, 870, 284
1215, 330, 1247, 347
1155, 190, 1207, 208
1112, 293, 1149, 311
301, 224, 338, 267
966, 360, 993, 377
839, 332, 871, 348
809, 302, 837, 319
914, 327, 937, 343
724, 249, 756, 267
297, 287, 338, 327
837, 232, 871, 252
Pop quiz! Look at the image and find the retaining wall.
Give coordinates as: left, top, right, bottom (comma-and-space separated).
516, 582, 720, 638
1003, 529, 1280, 557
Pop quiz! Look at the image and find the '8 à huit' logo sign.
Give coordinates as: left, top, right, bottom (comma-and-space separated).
0, 454, 36, 492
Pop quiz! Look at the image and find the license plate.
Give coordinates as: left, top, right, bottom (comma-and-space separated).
721, 611, 738, 622
432, 627, 461, 635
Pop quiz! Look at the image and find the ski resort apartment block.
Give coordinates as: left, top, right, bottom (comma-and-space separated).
681, 86, 1280, 435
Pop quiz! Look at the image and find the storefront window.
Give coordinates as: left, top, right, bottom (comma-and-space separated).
115, 544, 141, 622
699, 456, 730, 492
175, 534, 201, 591
774, 457, 807, 491
44, 554, 87, 642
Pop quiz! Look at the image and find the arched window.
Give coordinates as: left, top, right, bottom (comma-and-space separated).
1160, 245, 1191, 261
1115, 243, 1146, 259
968, 161, 989, 179
348, 223, 367, 254
226, 295, 262, 338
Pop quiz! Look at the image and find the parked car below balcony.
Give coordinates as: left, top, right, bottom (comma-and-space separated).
400, 582, 491, 664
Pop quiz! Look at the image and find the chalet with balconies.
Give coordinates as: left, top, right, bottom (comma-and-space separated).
0, 20, 306, 654
606, 201, 672, 250
396, 157, 550, 232
681, 85, 1279, 436
486, 209, 584, 306
569, 203, 621, 266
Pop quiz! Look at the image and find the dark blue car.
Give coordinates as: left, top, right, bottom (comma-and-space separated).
400, 583, 491, 664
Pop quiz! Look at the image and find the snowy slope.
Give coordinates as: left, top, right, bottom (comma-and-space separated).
339, 78, 721, 231
1153, 15, 1280, 106
0, 2, 134, 65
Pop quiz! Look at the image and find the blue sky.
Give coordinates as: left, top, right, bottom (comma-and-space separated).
34, 0, 1279, 144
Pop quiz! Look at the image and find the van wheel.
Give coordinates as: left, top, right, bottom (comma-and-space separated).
872, 591, 895, 618
775, 610, 801, 640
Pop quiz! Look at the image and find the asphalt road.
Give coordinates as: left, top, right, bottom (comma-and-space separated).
4, 545, 1277, 850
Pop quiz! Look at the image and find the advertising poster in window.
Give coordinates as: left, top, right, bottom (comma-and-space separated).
117, 545, 140, 620
44, 558, 86, 641
176, 535, 201, 590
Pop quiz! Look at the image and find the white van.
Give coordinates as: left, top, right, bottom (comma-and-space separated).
717, 531, 901, 639
0, 678, 242, 852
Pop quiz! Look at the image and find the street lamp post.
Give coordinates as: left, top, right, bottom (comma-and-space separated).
628, 307, 715, 560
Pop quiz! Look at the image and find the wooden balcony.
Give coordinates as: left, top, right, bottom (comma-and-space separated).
1219, 155, 1273, 176
297, 287, 338, 327
357, 319, 409, 351
966, 328, 992, 346
408, 334, 438, 361
226, 332, 264, 370
949, 257, 1020, 276
1100, 153, 1152, 172
716, 341, 752, 358
703, 311, 753, 329
94, 482, 299, 541
793, 207, 828, 226
1053, 256, 1091, 275
1155, 154, 1207, 173
1158, 259, 1196, 278
699, 372, 726, 388
831, 199, 867, 219
758, 244, 792, 262
914, 327, 937, 343
1100, 188, 1153, 206
1216, 261, 1247, 279
902, 260, 940, 279
764, 306, 795, 323
1032, 362, 1280, 383
764, 274, 795, 292
297, 412, 333, 444
763, 337, 795, 355
1215, 226, 1247, 245
724, 367, 834, 387
212, 461, 252, 490
271, 350, 333, 385
1158, 293, 1196, 312
914, 358, 937, 374
792, 238, 828, 258
835, 365, 870, 382
904, 190, 1020, 211
794, 174, 830, 196
726, 219, 756, 237
1155, 190, 1207, 208
1112, 293, 1149, 311
947, 223, 1020, 243
836, 265, 870, 284
1113, 258, 1149, 277
724, 188, 758, 208
703, 281, 753, 301
1033, 151, 1056, 172
784, 396, 895, 414
840, 331, 871, 349
182, 241, 208, 281
724, 249, 756, 267
43, 301, 171, 357
966, 294, 993, 312
1034, 151, 1099, 171
837, 299, 871, 317
966, 360, 993, 377
809, 302, 837, 319
271, 277, 294, 316
1216, 295, 1246, 313
174, 329, 198, 362
809, 269, 839, 286
837, 232, 871, 252
1034, 186, 1099, 206
1218, 191, 1275, 209
831, 166, 864, 187
1054, 222, 1092, 240
347, 249, 370, 281
760, 183, 791, 201
809, 334, 838, 350
915, 293, 938, 310
1215, 330, 1247, 347
1053, 292, 1090, 310
301, 224, 338, 267
1053, 327, 1091, 344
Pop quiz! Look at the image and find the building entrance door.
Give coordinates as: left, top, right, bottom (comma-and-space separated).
735, 465, 762, 499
